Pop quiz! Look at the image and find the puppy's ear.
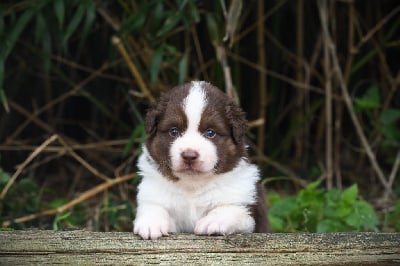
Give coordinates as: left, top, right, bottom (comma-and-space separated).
226, 101, 247, 145
144, 92, 169, 136
144, 107, 161, 136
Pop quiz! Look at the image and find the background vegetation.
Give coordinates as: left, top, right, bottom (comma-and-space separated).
0, 0, 399, 232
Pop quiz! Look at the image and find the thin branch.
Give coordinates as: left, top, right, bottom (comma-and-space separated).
387, 150, 400, 191
226, 51, 329, 97
0, 139, 129, 152
57, 136, 111, 182
258, 155, 307, 188
215, 44, 237, 102
112, 36, 155, 104
354, 5, 400, 52
0, 135, 58, 199
319, 0, 333, 190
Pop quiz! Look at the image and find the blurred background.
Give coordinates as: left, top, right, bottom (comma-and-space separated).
0, 0, 399, 232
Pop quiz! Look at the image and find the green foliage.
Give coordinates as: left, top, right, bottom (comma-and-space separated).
386, 199, 400, 232
0, 169, 132, 230
380, 108, 400, 147
0, 169, 41, 225
117, 0, 201, 86
50, 199, 86, 230
354, 84, 381, 111
268, 181, 379, 232
0, 0, 96, 101
96, 194, 134, 231
354, 84, 400, 149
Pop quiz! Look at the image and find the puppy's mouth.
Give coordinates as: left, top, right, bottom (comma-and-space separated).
174, 163, 204, 175
172, 160, 216, 176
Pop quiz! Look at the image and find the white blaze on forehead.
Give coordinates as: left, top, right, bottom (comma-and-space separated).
183, 81, 207, 131
170, 81, 218, 176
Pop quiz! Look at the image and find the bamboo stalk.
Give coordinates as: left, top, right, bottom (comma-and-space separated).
256, 0, 266, 155
335, 0, 356, 190
112, 36, 155, 104
294, 0, 305, 161
319, 0, 333, 190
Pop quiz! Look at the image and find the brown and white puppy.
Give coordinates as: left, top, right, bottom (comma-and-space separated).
134, 81, 267, 240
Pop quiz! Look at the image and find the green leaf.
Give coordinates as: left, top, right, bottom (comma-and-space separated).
152, 1, 165, 31
156, 15, 181, 37
0, 168, 11, 187
34, 13, 46, 45
304, 180, 322, 192
354, 84, 381, 111
380, 108, 400, 125
150, 46, 164, 85
325, 188, 340, 205
381, 124, 400, 142
206, 14, 221, 44
17, 178, 39, 193
53, 212, 72, 230
356, 201, 379, 230
334, 202, 352, 218
1, 8, 35, 59
268, 197, 297, 218
178, 54, 188, 84
63, 3, 85, 47
317, 219, 344, 232
187, 0, 200, 23
298, 180, 324, 203
268, 214, 284, 232
120, 13, 146, 35
80, 1, 96, 45
345, 201, 378, 231
50, 198, 67, 209
341, 184, 358, 204
266, 192, 282, 206
54, 0, 65, 28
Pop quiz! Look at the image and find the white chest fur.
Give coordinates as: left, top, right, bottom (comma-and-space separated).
134, 148, 259, 239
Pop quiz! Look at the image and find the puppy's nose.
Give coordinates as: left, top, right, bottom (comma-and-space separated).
181, 150, 199, 162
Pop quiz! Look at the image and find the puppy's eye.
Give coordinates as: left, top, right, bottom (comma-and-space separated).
169, 127, 180, 137
203, 129, 216, 139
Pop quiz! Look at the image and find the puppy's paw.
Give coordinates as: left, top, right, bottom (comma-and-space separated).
194, 206, 255, 236
133, 209, 174, 240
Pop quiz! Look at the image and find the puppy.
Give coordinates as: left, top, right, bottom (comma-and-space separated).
133, 81, 268, 240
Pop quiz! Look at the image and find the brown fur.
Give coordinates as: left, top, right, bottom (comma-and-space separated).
143, 82, 269, 232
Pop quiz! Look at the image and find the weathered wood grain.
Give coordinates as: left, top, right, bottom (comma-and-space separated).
0, 230, 399, 265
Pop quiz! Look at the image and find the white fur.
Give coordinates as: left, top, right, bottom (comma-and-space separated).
133, 81, 259, 239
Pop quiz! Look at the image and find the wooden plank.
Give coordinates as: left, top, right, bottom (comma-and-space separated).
0, 230, 399, 265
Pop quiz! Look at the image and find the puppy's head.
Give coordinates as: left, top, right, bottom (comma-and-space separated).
144, 81, 247, 180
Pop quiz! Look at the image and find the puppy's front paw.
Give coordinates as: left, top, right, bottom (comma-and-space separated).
194, 206, 255, 236
133, 208, 174, 240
